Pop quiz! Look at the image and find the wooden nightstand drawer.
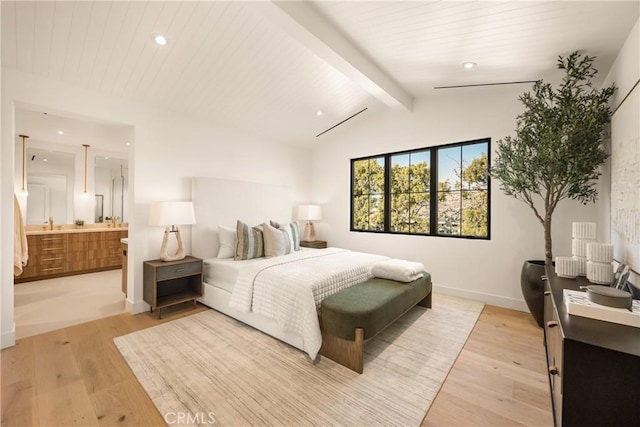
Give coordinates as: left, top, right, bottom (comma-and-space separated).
156, 259, 202, 281
300, 240, 327, 249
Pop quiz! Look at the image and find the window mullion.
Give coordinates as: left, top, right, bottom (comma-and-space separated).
429, 149, 438, 235
384, 155, 391, 232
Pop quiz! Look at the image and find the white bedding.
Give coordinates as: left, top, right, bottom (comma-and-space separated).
204, 257, 257, 292
203, 248, 317, 291
229, 248, 389, 359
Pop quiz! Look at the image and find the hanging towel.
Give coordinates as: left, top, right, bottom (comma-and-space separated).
371, 259, 424, 282
14, 194, 29, 277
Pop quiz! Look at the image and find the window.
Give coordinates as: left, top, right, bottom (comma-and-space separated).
350, 138, 490, 239
352, 157, 385, 231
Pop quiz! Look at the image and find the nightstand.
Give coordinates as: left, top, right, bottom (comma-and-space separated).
300, 240, 327, 249
143, 256, 203, 319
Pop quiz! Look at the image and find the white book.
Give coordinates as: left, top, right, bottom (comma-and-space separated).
563, 289, 640, 328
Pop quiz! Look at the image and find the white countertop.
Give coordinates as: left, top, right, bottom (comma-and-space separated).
26, 227, 128, 236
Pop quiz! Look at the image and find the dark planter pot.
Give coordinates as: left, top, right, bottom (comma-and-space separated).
521, 260, 547, 328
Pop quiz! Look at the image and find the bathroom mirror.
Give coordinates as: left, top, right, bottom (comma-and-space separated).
95, 157, 128, 223
95, 194, 104, 223
26, 148, 74, 225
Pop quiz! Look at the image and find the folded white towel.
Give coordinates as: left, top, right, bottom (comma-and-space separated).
371, 259, 425, 283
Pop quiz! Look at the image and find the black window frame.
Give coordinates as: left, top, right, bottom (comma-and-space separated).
350, 137, 491, 240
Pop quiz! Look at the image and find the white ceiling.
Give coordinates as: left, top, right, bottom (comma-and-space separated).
2, 1, 639, 148
313, 1, 639, 94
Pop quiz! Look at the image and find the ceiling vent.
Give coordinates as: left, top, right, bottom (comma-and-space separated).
434, 81, 537, 90
316, 108, 368, 138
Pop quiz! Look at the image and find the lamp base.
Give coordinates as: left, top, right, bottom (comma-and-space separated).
159, 226, 186, 261
302, 221, 316, 242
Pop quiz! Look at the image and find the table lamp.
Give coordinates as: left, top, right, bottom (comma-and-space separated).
149, 201, 196, 261
298, 204, 322, 242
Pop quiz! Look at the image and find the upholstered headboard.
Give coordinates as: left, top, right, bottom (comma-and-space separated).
191, 177, 294, 260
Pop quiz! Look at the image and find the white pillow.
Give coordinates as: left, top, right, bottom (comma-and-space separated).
217, 225, 237, 259
262, 222, 293, 258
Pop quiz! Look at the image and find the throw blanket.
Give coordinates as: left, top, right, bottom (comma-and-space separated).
14, 194, 28, 276
371, 259, 424, 282
229, 248, 388, 359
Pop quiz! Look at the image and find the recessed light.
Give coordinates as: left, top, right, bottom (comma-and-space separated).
43, 158, 48, 162
154, 34, 167, 46
316, 111, 323, 117
57, 130, 64, 135
462, 62, 477, 69
126, 142, 131, 146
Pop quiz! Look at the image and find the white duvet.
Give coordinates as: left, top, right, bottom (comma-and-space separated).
229, 248, 388, 359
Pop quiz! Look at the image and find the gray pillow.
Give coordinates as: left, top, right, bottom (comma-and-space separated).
235, 220, 264, 260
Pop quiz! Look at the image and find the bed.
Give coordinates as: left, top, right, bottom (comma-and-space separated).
201, 247, 388, 359
191, 177, 421, 361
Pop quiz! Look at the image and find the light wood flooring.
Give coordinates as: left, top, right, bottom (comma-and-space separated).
1, 302, 552, 427
423, 305, 553, 426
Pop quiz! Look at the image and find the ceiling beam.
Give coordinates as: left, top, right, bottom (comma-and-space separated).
260, 1, 413, 111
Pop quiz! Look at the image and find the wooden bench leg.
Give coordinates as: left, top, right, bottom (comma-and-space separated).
319, 328, 364, 374
417, 291, 432, 308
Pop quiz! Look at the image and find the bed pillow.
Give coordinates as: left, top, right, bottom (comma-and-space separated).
235, 220, 264, 260
269, 220, 301, 251
263, 222, 294, 258
217, 225, 237, 259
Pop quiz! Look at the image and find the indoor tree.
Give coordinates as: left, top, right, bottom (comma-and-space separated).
491, 51, 615, 268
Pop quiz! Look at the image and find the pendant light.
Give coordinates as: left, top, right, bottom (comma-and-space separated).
82, 144, 90, 197
19, 135, 29, 194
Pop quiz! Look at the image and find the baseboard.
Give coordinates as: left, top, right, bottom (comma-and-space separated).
432, 284, 528, 312
127, 299, 149, 315
1, 323, 15, 349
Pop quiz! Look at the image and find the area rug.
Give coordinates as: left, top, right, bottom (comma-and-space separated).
114, 294, 483, 426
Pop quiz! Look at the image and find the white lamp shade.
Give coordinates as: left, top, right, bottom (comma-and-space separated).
149, 201, 196, 226
297, 204, 322, 221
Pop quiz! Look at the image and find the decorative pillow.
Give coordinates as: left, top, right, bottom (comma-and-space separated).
269, 220, 300, 251
278, 223, 296, 252
217, 225, 237, 259
263, 222, 294, 258
235, 220, 264, 260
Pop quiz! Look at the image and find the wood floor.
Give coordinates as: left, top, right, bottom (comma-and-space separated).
1, 302, 552, 427
423, 305, 553, 426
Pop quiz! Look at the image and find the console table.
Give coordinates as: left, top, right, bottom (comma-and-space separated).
544, 270, 640, 427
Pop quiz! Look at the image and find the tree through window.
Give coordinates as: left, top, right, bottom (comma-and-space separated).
352, 157, 385, 231
351, 139, 490, 239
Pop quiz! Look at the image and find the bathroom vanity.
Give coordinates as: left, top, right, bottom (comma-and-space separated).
15, 227, 128, 283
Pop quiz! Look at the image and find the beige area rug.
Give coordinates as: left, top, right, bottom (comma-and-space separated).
114, 294, 483, 426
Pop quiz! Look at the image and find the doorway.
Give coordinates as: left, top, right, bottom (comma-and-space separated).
13, 106, 133, 339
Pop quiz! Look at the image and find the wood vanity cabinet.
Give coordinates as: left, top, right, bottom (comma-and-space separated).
86, 231, 126, 269
543, 270, 640, 427
16, 230, 128, 283
20, 234, 68, 279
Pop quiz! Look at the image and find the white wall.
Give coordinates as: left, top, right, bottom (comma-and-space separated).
311, 84, 601, 310
603, 19, 639, 112
1, 68, 311, 348
601, 17, 640, 288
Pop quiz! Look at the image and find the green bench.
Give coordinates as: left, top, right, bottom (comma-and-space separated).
319, 273, 432, 373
